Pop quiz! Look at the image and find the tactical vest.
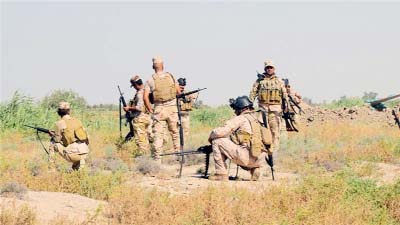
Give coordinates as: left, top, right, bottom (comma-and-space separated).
60, 117, 88, 147
258, 76, 283, 105
152, 73, 176, 103
230, 112, 271, 157
179, 96, 193, 111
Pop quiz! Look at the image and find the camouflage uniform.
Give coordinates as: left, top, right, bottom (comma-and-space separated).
209, 110, 270, 180
145, 69, 179, 160
179, 92, 198, 143
49, 102, 89, 170
130, 88, 151, 154
249, 60, 288, 153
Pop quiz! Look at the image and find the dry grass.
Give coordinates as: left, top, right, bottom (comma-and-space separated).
1, 108, 400, 224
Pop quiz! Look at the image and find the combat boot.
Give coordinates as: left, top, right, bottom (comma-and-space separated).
250, 168, 260, 181
208, 174, 228, 181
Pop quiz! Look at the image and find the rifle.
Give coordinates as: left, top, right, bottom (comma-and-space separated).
282, 99, 298, 132
24, 125, 53, 154
368, 94, 400, 111
393, 109, 400, 129
256, 71, 265, 81
175, 88, 207, 178
160, 145, 213, 178
117, 85, 134, 143
265, 154, 275, 180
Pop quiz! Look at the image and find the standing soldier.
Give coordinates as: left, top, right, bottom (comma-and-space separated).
208, 96, 271, 181
123, 75, 151, 155
143, 56, 181, 162
177, 77, 198, 143
249, 60, 288, 156
49, 102, 90, 171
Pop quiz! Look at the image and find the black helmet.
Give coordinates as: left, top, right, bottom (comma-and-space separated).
229, 96, 253, 110
177, 78, 186, 86
283, 78, 289, 86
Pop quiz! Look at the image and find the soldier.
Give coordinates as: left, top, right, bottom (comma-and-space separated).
123, 75, 151, 155
177, 78, 198, 142
49, 102, 90, 171
249, 60, 288, 154
208, 96, 271, 181
143, 56, 181, 162
283, 78, 302, 123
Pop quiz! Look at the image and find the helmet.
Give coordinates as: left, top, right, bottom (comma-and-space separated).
177, 78, 186, 86
229, 96, 253, 110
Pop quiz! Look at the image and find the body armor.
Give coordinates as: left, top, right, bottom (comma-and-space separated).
152, 73, 176, 103
258, 76, 283, 105
60, 117, 88, 147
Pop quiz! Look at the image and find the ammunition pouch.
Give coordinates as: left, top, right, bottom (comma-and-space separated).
61, 118, 88, 147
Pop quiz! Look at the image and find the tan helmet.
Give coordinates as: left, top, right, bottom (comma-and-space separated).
58, 101, 70, 110
264, 59, 275, 68
152, 56, 164, 64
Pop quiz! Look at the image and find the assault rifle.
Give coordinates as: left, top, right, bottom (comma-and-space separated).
160, 145, 213, 178
393, 109, 400, 129
175, 87, 207, 178
24, 125, 54, 154
117, 85, 134, 143
368, 94, 400, 111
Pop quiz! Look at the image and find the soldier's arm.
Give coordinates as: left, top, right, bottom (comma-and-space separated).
249, 81, 259, 102
209, 117, 242, 141
143, 84, 153, 113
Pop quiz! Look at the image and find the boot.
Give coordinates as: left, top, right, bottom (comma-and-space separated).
250, 168, 260, 181
208, 174, 228, 181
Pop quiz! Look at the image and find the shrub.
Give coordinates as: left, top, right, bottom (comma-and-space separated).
0, 182, 28, 199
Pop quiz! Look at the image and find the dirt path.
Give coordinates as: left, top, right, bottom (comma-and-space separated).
0, 191, 106, 224
130, 164, 301, 195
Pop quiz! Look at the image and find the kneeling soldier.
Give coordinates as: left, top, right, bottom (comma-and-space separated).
208, 96, 272, 181
49, 102, 90, 171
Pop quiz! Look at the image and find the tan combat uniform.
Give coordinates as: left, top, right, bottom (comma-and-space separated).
130, 88, 151, 154
145, 72, 179, 159
209, 111, 270, 178
179, 92, 198, 143
49, 115, 89, 170
249, 74, 288, 153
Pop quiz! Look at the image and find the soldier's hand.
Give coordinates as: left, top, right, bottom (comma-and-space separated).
49, 131, 56, 137
123, 106, 130, 112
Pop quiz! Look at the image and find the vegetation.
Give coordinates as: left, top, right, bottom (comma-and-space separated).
0, 91, 399, 224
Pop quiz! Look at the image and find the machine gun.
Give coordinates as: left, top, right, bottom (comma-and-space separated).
160, 145, 213, 178
24, 125, 53, 154
175, 87, 207, 178
117, 85, 134, 143
393, 109, 400, 129
368, 94, 400, 111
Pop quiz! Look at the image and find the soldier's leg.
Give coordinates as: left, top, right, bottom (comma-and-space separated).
211, 139, 230, 175
167, 110, 180, 151
268, 111, 281, 152
133, 117, 150, 155
152, 119, 167, 160
181, 115, 190, 144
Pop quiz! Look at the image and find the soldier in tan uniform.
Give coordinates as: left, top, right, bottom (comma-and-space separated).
177, 78, 198, 142
48, 102, 89, 171
123, 75, 151, 155
208, 96, 271, 181
249, 60, 288, 154
143, 56, 181, 162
